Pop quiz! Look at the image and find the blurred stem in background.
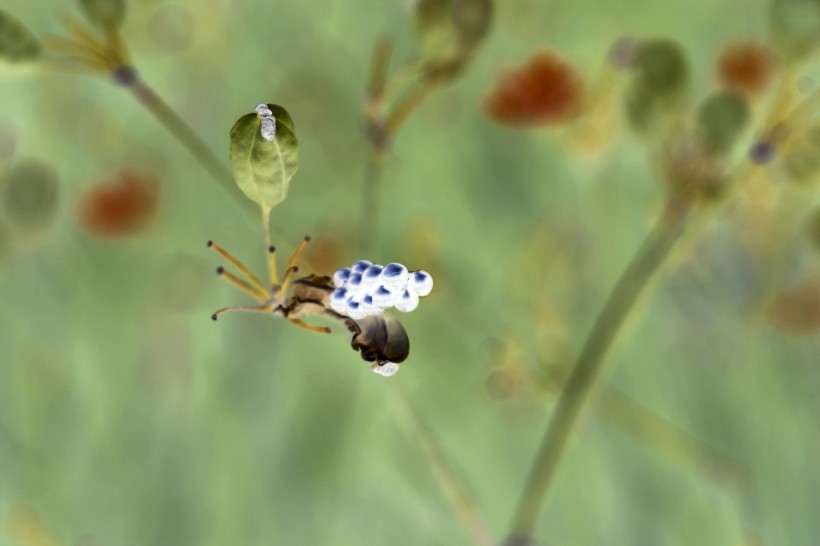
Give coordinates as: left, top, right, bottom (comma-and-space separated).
506, 63, 820, 541
507, 205, 692, 541
390, 382, 496, 546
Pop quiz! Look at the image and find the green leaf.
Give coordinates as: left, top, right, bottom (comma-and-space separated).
229, 104, 299, 209
76, 0, 126, 31
0, 10, 41, 70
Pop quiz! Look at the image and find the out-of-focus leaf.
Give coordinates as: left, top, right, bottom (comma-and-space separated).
783, 125, 820, 183
0, 10, 41, 70
76, 0, 126, 31
229, 104, 299, 209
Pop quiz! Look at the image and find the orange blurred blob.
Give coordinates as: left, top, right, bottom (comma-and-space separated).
717, 41, 777, 96
77, 171, 160, 237
767, 272, 820, 334
484, 51, 584, 127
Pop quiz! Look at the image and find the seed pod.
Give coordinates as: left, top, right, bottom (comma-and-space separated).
1, 159, 59, 230
695, 89, 751, 155
229, 104, 299, 209
768, 0, 820, 63
0, 10, 41, 71
76, 0, 126, 31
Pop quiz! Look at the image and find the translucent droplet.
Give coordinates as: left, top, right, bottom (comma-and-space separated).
372, 362, 400, 377
395, 289, 420, 312
410, 270, 434, 297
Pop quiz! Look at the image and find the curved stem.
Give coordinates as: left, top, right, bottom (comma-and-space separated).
359, 149, 385, 256
507, 208, 689, 541
125, 76, 257, 218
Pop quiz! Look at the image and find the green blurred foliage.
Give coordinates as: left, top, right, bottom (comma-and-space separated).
0, 1, 818, 546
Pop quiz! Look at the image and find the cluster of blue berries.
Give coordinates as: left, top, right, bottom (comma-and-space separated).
330, 260, 433, 320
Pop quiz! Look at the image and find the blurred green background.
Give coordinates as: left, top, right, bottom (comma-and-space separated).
1, 1, 819, 545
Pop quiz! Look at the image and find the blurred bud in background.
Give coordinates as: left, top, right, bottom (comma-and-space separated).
782, 124, 820, 184
5, 505, 62, 546
694, 89, 751, 157
76, 170, 160, 237
412, 0, 493, 83
805, 205, 820, 251
484, 51, 584, 127
767, 269, 820, 334
625, 39, 690, 135
716, 41, 778, 96
1, 159, 59, 234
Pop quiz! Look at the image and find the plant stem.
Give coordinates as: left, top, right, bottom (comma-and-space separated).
391, 383, 496, 546
124, 76, 258, 218
507, 208, 689, 541
359, 148, 385, 256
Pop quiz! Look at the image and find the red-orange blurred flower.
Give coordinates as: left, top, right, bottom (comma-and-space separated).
717, 41, 777, 96
77, 170, 160, 236
484, 51, 583, 127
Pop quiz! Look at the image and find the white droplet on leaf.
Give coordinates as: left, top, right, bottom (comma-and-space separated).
346, 273, 364, 296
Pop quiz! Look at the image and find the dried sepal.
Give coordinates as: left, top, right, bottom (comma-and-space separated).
0, 10, 41, 72
229, 104, 299, 209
